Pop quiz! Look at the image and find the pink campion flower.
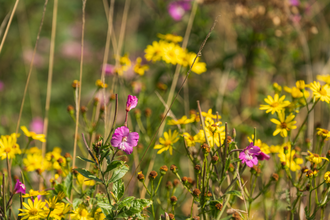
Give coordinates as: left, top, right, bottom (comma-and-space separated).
111, 126, 139, 155
126, 95, 138, 112
289, 0, 300, 6
30, 117, 44, 134
168, 1, 191, 21
102, 64, 116, 76
239, 142, 270, 167
13, 179, 26, 194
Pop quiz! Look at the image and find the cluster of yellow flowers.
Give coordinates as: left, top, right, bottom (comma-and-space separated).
144, 34, 207, 74
154, 109, 225, 155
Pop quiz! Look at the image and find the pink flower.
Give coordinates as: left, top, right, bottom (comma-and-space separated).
289, 0, 300, 6
126, 95, 138, 112
102, 64, 115, 76
30, 117, 44, 134
168, 1, 191, 21
239, 142, 270, 167
13, 179, 26, 194
111, 126, 139, 155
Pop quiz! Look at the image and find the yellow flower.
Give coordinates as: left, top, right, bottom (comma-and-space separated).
46, 147, 67, 170
247, 136, 270, 154
269, 145, 281, 153
317, 75, 330, 85
23, 154, 51, 172
186, 52, 207, 74
71, 207, 93, 220
283, 86, 309, 99
273, 82, 282, 93
324, 171, 330, 183
162, 42, 185, 65
259, 94, 291, 114
154, 130, 179, 155
94, 208, 106, 220
308, 81, 330, 103
295, 80, 306, 90
168, 115, 194, 125
144, 41, 166, 62
77, 173, 95, 186
270, 111, 297, 137
52, 203, 71, 219
203, 118, 225, 147
134, 57, 149, 76
26, 147, 41, 155
115, 54, 131, 75
278, 149, 303, 172
306, 151, 328, 164
317, 128, 330, 139
182, 130, 205, 147
205, 117, 222, 133
201, 109, 219, 119
23, 189, 48, 198
95, 79, 108, 88
21, 126, 46, 142
0, 133, 21, 160
18, 198, 47, 219
157, 33, 183, 43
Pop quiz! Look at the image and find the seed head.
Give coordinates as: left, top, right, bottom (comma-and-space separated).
168, 213, 175, 220
201, 143, 210, 154
193, 188, 201, 197
182, 176, 188, 184
72, 80, 80, 89
80, 106, 87, 114
144, 108, 152, 117
215, 203, 223, 210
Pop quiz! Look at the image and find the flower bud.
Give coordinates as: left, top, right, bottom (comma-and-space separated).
170, 164, 178, 174
173, 179, 179, 187
160, 165, 168, 175
134, 109, 141, 118
232, 212, 241, 220
306, 170, 314, 178
149, 171, 158, 180
283, 146, 288, 155
168, 213, 175, 220
67, 105, 74, 115
182, 176, 188, 185
166, 181, 173, 189
80, 106, 87, 114
144, 108, 152, 117
72, 80, 80, 89
194, 165, 201, 174
305, 183, 311, 191
187, 177, 194, 186
193, 188, 201, 197
192, 217, 200, 220
93, 97, 99, 106
215, 203, 223, 211
211, 155, 219, 164
137, 171, 145, 181
170, 196, 177, 205
294, 146, 301, 153
201, 143, 210, 154
272, 173, 279, 182
281, 162, 287, 169
229, 163, 235, 173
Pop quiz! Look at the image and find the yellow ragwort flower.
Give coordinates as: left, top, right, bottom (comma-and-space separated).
157, 33, 183, 43
186, 52, 207, 74
23, 154, 51, 172
273, 82, 282, 93
77, 173, 95, 186
324, 171, 330, 183
201, 109, 219, 119
278, 148, 303, 172
284, 86, 309, 99
21, 126, 46, 142
317, 75, 330, 85
167, 115, 194, 125
23, 189, 48, 198
259, 94, 291, 114
134, 57, 149, 76
71, 206, 93, 220
94, 208, 106, 220
18, 197, 47, 219
95, 79, 108, 88
306, 151, 329, 164
154, 130, 179, 155
182, 130, 205, 147
317, 128, 330, 139
144, 41, 166, 62
161, 42, 185, 65
0, 133, 21, 160
308, 81, 330, 103
270, 111, 297, 137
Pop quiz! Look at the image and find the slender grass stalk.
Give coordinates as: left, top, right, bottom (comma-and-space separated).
0, 0, 20, 53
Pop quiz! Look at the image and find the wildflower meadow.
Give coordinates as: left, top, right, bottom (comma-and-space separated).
2, 0, 330, 219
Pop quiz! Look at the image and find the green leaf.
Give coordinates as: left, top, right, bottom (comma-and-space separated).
108, 165, 129, 183
220, 216, 233, 220
97, 201, 113, 213
64, 172, 73, 198
105, 161, 123, 174
225, 190, 243, 199
113, 179, 125, 200
100, 149, 111, 163
116, 199, 152, 218
76, 168, 102, 183
117, 196, 135, 209
73, 198, 82, 209
77, 156, 96, 164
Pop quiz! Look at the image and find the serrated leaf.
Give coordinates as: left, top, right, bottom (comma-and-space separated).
105, 161, 123, 174
76, 168, 102, 183
113, 179, 125, 200
77, 156, 96, 164
116, 199, 152, 218
117, 196, 135, 209
225, 190, 243, 199
73, 198, 82, 209
98, 202, 113, 212
64, 172, 73, 198
108, 165, 129, 183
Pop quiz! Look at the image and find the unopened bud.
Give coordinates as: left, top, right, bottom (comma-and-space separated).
272, 173, 279, 182
170, 164, 178, 173
170, 196, 177, 205
194, 165, 201, 174
149, 171, 158, 180
283, 146, 288, 155
160, 165, 168, 175
144, 108, 152, 117
193, 188, 201, 197
72, 80, 80, 89
137, 172, 145, 181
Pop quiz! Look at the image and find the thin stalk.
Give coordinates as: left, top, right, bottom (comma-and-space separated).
154, 176, 163, 194
151, 180, 155, 219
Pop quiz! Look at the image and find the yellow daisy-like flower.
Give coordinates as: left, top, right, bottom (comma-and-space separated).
157, 33, 183, 43
26, 146, 42, 155
273, 82, 282, 93
247, 135, 270, 154
316, 128, 330, 139
144, 41, 166, 62
23, 189, 48, 198
46, 147, 67, 170
182, 130, 205, 147
324, 171, 330, 183
95, 79, 108, 89
269, 145, 281, 153
71, 206, 94, 220
308, 81, 330, 103
201, 109, 219, 119
168, 115, 194, 125
259, 94, 291, 114
21, 126, 46, 142
283, 86, 309, 99
134, 57, 149, 76
18, 197, 47, 219
154, 130, 179, 155
306, 151, 329, 164
295, 80, 306, 90
162, 42, 185, 65
76, 173, 95, 186
317, 75, 330, 85
52, 203, 71, 220
186, 52, 207, 74
23, 154, 51, 172
0, 133, 21, 160
278, 149, 303, 172
270, 111, 297, 137
203, 118, 226, 147
94, 208, 106, 220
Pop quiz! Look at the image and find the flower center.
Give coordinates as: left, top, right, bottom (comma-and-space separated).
320, 88, 327, 96
80, 209, 88, 217
29, 208, 38, 216
164, 140, 172, 146
280, 122, 287, 129
322, 130, 329, 134
189, 136, 194, 141
245, 152, 253, 161
4, 147, 11, 153
270, 102, 279, 107
119, 136, 128, 151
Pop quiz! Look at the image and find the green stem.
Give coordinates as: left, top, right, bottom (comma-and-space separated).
154, 176, 163, 194
190, 197, 194, 218
151, 180, 155, 219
